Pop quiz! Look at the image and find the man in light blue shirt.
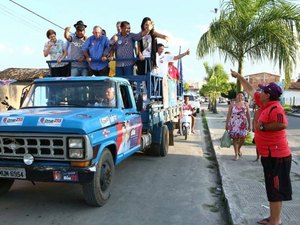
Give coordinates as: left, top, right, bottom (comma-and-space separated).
82, 26, 110, 76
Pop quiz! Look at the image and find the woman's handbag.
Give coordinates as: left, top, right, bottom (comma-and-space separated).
220, 130, 231, 148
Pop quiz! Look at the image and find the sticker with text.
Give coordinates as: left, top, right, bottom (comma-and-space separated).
0, 117, 24, 126
100, 116, 111, 127
37, 117, 63, 127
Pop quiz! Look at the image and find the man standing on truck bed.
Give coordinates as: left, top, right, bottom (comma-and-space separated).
108, 21, 153, 76
64, 20, 88, 76
82, 26, 110, 76
156, 43, 190, 77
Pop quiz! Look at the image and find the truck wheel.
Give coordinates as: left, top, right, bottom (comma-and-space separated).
146, 125, 169, 157
159, 125, 169, 157
0, 179, 14, 195
82, 148, 114, 207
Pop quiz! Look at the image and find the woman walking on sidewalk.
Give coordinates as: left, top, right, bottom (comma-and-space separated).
225, 91, 251, 160
231, 70, 291, 225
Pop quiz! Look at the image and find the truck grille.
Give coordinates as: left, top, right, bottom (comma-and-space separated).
0, 134, 66, 160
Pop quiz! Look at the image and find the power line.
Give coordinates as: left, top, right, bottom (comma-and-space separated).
9, 0, 64, 30
0, 3, 45, 33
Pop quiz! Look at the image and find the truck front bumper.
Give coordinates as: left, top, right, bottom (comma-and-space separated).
0, 163, 96, 183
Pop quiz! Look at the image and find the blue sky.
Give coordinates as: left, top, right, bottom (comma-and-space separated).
0, 0, 299, 81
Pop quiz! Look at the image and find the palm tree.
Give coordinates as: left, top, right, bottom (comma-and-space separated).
201, 63, 230, 113
197, 0, 300, 90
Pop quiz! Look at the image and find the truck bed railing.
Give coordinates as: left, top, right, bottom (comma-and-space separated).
46, 58, 183, 101
117, 73, 163, 101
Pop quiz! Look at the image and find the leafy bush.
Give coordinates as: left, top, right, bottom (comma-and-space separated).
283, 104, 292, 112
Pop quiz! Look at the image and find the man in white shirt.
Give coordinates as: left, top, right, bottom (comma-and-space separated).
95, 87, 116, 107
156, 43, 190, 77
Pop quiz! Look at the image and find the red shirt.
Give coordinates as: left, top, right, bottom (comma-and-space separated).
183, 103, 193, 111
254, 92, 290, 157
168, 63, 180, 81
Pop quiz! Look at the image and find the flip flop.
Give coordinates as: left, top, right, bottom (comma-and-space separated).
257, 217, 269, 224
257, 217, 282, 225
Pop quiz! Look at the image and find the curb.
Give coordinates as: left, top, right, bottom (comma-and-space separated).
287, 112, 300, 117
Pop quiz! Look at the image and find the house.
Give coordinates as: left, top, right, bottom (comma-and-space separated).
0, 68, 49, 111
244, 72, 300, 106
244, 72, 281, 89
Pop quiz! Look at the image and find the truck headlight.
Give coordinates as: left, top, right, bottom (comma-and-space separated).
68, 138, 85, 159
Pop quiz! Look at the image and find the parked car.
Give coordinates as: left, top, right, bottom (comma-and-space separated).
199, 96, 205, 103
218, 97, 227, 103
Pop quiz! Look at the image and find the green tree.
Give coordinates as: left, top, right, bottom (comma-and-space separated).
201, 63, 230, 113
197, 0, 300, 90
221, 82, 237, 104
184, 81, 190, 92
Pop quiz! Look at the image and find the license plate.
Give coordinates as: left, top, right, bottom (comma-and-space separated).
0, 167, 26, 179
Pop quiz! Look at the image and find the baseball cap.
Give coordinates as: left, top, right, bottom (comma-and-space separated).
258, 82, 282, 98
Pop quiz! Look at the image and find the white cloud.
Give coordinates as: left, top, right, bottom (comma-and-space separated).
22, 45, 35, 55
0, 43, 15, 54
164, 31, 189, 46
196, 24, 209, 34
156, 30, 190, 53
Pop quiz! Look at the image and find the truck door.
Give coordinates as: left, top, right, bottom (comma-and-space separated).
116, 84, 142, 156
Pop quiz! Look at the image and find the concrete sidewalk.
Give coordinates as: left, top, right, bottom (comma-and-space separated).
205, 107, 300, 225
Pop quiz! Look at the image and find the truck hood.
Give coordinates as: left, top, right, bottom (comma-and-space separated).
0, 108, 120, 134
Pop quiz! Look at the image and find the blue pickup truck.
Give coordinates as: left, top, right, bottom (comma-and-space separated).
0, 72, 182, 206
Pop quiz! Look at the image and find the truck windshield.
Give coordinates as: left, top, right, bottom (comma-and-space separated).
21, 80, 117, 108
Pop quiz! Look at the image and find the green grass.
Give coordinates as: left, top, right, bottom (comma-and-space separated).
291, 172, 300, 181
207, 164, 216, 169
202, 203, 219, 212
283, 104, 292, 112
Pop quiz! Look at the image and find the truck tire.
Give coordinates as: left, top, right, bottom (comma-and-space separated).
146, 125, 169, 157
82, 148, 114, 207
159, 125, 169, 157
0, 179, 14, 195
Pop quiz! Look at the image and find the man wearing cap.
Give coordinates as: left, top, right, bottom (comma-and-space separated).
82, 25, 110, 76
64, 20, 88, 76
231, 70, 291, 225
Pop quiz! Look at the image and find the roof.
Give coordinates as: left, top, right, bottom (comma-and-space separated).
34, 76, 129, 84
289, 82, 300, 90
244, 72, 280, 77
0, 68, 49, 81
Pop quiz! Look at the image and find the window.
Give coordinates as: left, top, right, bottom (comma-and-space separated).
120, 85, 132, 109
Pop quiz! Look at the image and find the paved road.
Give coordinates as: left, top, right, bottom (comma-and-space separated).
0, 115, 229, 225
